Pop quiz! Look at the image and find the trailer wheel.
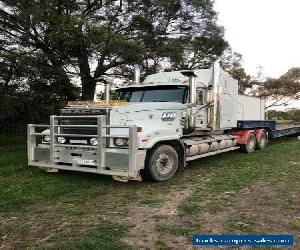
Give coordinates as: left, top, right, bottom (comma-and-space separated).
143, 145, 178, 181
240, 133, 257, 153
256, 131, 268, 150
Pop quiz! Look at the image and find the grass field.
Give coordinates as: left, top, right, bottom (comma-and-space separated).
0, 135, 299, 249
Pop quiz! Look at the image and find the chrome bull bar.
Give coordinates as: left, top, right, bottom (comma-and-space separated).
27, 115, 146, 179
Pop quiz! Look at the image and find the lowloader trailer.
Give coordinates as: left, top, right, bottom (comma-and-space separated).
27, 62, 300, 182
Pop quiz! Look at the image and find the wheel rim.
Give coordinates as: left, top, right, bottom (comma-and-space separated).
247, 138, 256, 152
248, 137, 255, 150
155, 153, 173, 175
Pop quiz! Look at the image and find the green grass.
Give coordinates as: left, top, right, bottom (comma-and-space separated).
0, 135, 299, 249
0, 136, 113, 210
139, 198, 162, 207
13, 221, 131, 250
154, 240, 168, 249
0, 135, 191, 248
178, 137, 300, 217
225, 213, 255, 232
41, 221, 131, 250
155, 224, 191, 237
0, 135, 132, 249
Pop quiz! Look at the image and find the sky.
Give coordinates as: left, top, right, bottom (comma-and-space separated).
214, 0, 300, 79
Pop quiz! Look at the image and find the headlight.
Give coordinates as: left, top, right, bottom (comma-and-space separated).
114, 138, 128, 146
161, 112, 177, 120
57, 136, 66, 144
90, 138, 98, 146
43, 135, 50, 143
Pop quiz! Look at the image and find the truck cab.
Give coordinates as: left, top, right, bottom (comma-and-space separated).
27, 62, 267, 182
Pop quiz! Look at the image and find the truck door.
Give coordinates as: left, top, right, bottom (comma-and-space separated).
196, 88, 208, 129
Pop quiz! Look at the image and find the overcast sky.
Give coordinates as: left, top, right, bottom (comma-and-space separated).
214, 0, 300, 78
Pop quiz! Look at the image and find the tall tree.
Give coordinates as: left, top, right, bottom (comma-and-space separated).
221, 48, 252, 94
0, 0, 227, 100
250, 67, 300, 109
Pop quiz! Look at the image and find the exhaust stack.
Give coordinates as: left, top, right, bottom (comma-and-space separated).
133, 64, 140, 84
105, 82, 111, 103
181, 70, 197, 131
100, 76, 114, 103
210, 60, 221, 131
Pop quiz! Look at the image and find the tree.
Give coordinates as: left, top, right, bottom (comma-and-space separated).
0, 50, 78, 132
0, 0, 227, 100
288, 109, 300, 122
221, 48, 252, 94
250, 68, 300, 109
267, 110, 291, 121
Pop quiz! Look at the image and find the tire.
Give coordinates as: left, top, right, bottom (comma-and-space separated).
240, 133, 257, 153
256, 131, 268, 150
142, 145, 178, 181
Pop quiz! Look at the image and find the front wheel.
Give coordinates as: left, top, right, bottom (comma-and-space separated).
142, 145, 178, 181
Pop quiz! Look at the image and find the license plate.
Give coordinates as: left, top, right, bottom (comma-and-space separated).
76, 159, 95, 165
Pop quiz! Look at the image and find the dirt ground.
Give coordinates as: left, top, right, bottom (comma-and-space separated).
115, 181, 300, 250
119, 187, 193, 250
2, 179, 297, 250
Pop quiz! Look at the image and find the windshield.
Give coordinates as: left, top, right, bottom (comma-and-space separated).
116, 86, 188, 103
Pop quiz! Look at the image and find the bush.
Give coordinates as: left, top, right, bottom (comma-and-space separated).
288, 109, 300, 122
0, 90, 66, 134
267, 110, 292, 121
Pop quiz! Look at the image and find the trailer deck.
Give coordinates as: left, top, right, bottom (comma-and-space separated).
237, 120, 300, 139
272, 124, 300, 138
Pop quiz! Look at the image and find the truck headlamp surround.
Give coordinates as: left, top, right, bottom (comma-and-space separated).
57, 136, 66, 144
161, 112, 177, 120
90, 138, 98, 146
114, 138, 128, 146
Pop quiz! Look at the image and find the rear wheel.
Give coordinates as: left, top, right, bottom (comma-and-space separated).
240, 133, 257, 153
142, 145, 178, 181
256, 131, 268, 150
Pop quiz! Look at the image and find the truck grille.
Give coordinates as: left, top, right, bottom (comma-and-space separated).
59, 108, 109, 136
60, 117, 97, 135
57, 112, 108, 145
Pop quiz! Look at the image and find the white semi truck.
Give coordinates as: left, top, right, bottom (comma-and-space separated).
27, 62, 300, 181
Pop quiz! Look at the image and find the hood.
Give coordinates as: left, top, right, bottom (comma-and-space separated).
109, 102, 185, 147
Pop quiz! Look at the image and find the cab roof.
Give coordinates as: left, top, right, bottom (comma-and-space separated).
117, 69, 213, 89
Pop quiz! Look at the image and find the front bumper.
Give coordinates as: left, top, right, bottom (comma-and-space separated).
27, 115, 146, 179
